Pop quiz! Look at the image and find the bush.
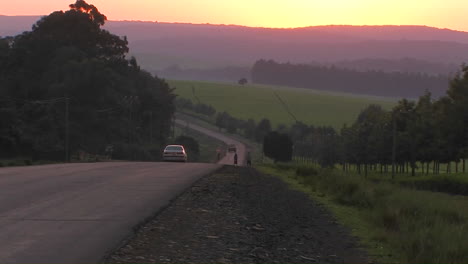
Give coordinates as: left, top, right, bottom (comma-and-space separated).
295, 165, 318, 176
173, 135, 200, 162
263, 131, 293, 162
112, 143, 153, 161
275, 163, 293, 171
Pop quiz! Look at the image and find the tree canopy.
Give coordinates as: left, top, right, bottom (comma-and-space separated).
0, 1, 175, 161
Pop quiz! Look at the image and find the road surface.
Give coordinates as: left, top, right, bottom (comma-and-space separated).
175, 119, 247, 166
0, 162, 221, 263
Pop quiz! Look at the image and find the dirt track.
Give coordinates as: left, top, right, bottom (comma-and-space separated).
106, 166, 368, 263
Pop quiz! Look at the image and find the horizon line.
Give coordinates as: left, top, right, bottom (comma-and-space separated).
1, 14, 467, 33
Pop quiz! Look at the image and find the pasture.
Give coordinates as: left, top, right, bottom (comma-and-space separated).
169, 80, 396, 129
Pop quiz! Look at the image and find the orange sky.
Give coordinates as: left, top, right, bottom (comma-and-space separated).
2, 0, 468, 31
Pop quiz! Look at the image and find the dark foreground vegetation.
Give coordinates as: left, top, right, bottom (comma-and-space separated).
252, 59, 449, 98
259, 163, 468, 263
0, 1, 175, 162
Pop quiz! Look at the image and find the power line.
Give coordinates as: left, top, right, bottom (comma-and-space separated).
273, 91, 298, 123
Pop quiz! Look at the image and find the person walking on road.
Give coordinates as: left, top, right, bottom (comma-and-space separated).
234, 152, 238, 166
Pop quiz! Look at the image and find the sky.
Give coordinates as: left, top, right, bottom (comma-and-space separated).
2, 0, 468, 31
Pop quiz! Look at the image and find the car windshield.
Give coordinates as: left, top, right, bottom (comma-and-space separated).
166, 146, 183, 151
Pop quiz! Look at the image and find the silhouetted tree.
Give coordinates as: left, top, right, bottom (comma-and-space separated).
238, 78, 248, 85
0, 1, 175, 161
255, 118, 272, 142
263, 131, 293, 162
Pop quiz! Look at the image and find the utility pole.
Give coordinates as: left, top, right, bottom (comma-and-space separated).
391, 116, 396, 179
172, 115, 176, 138
129, 99, 132, 144
149, 111, 153, 145
65, 96, 70, 163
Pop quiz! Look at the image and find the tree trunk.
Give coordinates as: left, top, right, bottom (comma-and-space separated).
463, 159, 466, 173
364, 164, 368, 178
456, 161, 459, 173
427, 162, 430, 175
357, 164, 361, 174
433, 161, 436, 175
422, 162, 425, 174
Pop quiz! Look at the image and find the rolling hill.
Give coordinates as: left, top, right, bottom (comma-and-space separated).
2, 16, 468, 72
169, 80, 396, 129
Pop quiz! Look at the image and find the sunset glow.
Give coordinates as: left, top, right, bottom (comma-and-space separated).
2, 0, 468, 31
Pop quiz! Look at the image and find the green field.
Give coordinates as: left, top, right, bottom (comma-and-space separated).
169, 80, 397, 129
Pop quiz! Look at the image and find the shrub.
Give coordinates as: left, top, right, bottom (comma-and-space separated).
112, 143, 153, 161
295, 165, 318, 176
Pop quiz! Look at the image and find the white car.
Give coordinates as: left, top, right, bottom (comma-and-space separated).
163, 145, 188, 162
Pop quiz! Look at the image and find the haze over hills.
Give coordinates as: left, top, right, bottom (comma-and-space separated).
1, 15, 466, 97
1, 16, 468, 72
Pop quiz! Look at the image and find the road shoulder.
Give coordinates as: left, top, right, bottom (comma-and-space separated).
106, 166, 368, 263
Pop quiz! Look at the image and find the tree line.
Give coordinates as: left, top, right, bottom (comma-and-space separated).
0, 1, 175, 161
251, 59, 449, 98
175, 98, 216, 117
178, 64, 468, 176
285, 65, 468, 177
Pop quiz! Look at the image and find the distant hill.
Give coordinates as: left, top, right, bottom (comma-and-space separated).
1, 16, 467, 85
0, 15, 39, 36
2, 17, 468, 68
104, 22, 468, 71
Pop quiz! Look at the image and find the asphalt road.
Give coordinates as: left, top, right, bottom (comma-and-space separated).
0, 162, 221, 263
175, 119, 247, 166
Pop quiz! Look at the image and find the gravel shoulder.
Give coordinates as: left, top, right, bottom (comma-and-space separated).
105, 166, 368, 264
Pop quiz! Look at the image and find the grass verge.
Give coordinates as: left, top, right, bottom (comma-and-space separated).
357, 169, 468, 196
257, 163, 468, 263
0, 158, 60, 167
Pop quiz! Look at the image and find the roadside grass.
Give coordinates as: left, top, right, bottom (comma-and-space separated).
338, 166, 468, 196
169, 80, 396, 129
394, 174, 468, 195
257, 163, 468, 263
0, 158, 58, 167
